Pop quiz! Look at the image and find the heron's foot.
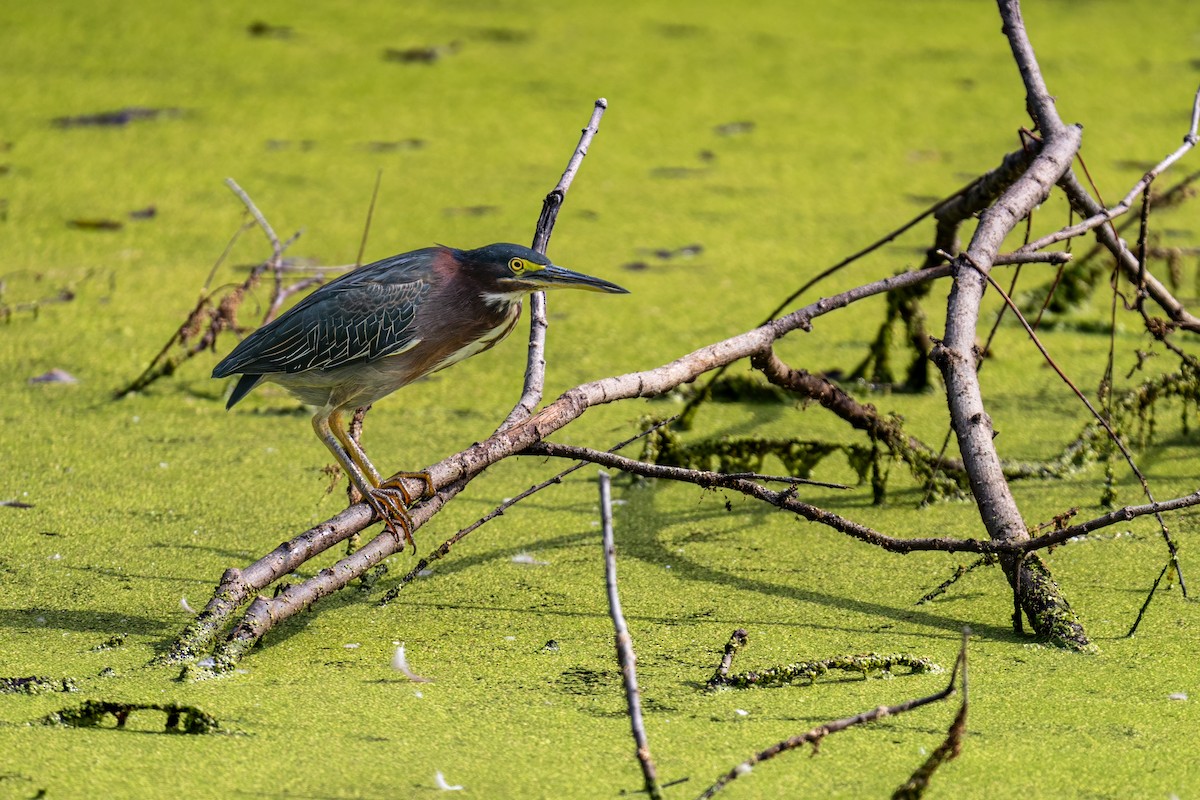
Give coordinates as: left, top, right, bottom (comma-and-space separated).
378, 471, 435, 504
363, 488, 417, 553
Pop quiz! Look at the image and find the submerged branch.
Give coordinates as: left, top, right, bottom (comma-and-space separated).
697, 631, 969, 799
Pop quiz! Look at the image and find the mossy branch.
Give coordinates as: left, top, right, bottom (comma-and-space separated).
696, 630, 969, 799
706, 628, 942, 691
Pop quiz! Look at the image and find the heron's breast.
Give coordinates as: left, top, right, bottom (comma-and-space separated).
424, 304, 521, 374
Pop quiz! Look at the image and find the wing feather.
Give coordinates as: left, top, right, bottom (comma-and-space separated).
212, 249, 437, 376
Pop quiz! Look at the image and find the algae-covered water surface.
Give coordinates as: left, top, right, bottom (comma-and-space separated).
2, 1, 1199, 797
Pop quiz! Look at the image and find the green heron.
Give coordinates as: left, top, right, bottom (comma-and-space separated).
213, 242, 628, 545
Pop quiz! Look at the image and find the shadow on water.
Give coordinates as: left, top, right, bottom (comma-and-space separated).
0, 607, 171, 635
379, 497, 1021, 644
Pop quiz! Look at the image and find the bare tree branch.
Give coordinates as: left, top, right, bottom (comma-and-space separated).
1055, 171, 1200, 333
599, 471, 663, 800
501, 98, 609, 431
1016, 87, 1200, 255
962, 255, 1186, 596
929, 0, 1090, 648
1003, 86, 1200, 333
524, 441, 1200, 556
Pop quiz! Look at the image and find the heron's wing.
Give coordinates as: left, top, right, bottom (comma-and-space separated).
213, 250, 437, 376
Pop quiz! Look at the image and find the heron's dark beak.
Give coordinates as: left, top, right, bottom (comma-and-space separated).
532, 264, 629, 294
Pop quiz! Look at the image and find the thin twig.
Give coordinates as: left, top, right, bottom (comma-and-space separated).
1126, 560, 1173, 637
708, 629, 748, 685
600, 471, 662, 800
262, 230, 312, 325
357, 169, 383, 268
114, 185, 305, 399
263, 271, 323, 325
502, 98, 609, 432
1016, 86, 1200, 254
720, 472, 849, 490
1134, 182, 1152, 315
225, 177, 280, 251
915, 556, 997, 605
1058, 171, 1200, 332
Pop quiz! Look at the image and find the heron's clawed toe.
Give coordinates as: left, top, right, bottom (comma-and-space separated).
363, 488, 418, 552
379, 471, 435, 504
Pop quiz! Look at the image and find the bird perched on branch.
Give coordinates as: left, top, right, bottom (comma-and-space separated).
213, 242, 628, 546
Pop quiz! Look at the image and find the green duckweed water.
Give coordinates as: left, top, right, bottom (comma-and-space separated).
2, 1, 1199, 797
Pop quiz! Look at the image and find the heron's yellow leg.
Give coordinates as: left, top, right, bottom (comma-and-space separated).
327, 408, 383, 488
313, 409, 376, 498
328, 408, 434, 504
314, 408, 416, 549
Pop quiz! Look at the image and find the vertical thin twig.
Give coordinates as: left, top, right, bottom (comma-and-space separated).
600, 470, 663, 800
1126, 560, 1173, 637
225, 177, 281, 250
501, 98, 609, 430
356, 169, 384, 268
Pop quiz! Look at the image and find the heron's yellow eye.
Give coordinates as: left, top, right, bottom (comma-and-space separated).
509, 257, 526, 273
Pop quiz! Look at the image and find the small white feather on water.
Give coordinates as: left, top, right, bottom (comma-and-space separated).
392, 643, 432, 682
435, 771, 463, 791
